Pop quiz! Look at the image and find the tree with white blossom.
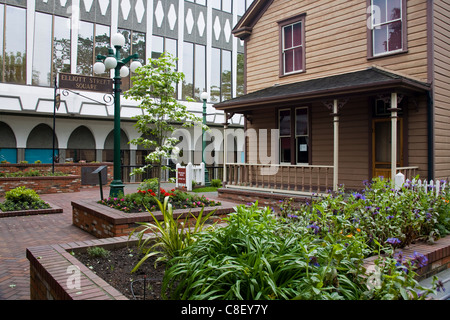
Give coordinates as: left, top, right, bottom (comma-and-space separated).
124, 53, 206, 198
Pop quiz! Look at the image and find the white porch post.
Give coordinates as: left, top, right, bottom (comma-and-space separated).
333, 99, 339, 192
390, 92, 398, 182
223, 113, 228, 185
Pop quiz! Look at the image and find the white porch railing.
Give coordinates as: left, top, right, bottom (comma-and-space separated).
396, 166, 419, 180
225, 163, 334, 195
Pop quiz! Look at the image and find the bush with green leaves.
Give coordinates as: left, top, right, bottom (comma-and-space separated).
211, 179, 222, 188
284, 177, 450, 252
129, 196, 216, 271
161, 202, 437, 300
0, 186, 50, 211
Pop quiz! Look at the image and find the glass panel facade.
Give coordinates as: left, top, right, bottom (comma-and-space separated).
32, 12, 52, 86
0, 5, 26, 84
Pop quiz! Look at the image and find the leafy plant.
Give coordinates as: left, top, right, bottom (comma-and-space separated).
129, 196, 216, 272
161, 200, 440, 300
124, 53, 206, 198
86, 246, 110, 258
211, 179, 222, 188
0, 186, 50, 211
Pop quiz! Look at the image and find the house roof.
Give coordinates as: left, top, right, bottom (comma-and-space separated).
233, 0, 273, 40
213, 67, 431, 113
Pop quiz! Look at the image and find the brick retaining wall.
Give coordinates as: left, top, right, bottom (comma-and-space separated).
0, 163, 113, 196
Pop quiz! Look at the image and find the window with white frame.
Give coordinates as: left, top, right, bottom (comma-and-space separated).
279, 109, 291, 163
370, 0, 405, 57
280, 15, 305, 76
279, 107, 310, 164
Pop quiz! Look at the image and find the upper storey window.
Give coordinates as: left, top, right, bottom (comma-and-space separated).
369, 0, 406, 57
279, 14, 305, 76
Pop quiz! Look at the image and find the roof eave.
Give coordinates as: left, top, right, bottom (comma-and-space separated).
214, 78, 430, 113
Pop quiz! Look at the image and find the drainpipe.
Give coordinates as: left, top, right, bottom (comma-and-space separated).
427, 90, 434, 180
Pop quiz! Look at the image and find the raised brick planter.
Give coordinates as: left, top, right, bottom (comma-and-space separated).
26, 234, 450, 300
0, 201, 63, 218
72, 200, 235, 238
0, 163, 113, 196
0, 175, 81, 196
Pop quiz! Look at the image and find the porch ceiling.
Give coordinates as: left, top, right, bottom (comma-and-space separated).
213, 67, 431, 114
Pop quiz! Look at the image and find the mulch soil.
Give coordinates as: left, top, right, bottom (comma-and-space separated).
75, 246, 167, 300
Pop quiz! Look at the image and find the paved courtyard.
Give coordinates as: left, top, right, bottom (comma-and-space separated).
0, 184, 238, 300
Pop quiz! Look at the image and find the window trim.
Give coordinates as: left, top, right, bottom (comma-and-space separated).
278, 106, 311, 165
366, 0, 408, 59
278, 13, 306, 78
295, 107, 309, 164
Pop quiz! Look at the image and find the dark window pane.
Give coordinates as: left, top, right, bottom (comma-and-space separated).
284, 49, 294, 73
388, 0, 401, 20
373, 24, 388, 55
388, 21, 402, 51
279, 110, 291, 136
294, 47, 303, 71
296, 108, 308, 136
293, 22, 302, 47
297, 136, 309, 163
283, 25, 292, 49
280, 137, 291, 163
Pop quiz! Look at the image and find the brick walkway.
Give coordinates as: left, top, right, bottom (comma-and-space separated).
0, 184, 239, 300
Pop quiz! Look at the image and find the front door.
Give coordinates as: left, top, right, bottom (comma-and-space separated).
372, 118, 403, 179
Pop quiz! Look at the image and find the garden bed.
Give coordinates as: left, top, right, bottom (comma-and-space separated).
26, 231, 450, 300
72, 199, 234, 238
0, 202, 62, 218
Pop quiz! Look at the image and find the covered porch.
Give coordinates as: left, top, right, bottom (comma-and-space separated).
214, 67, 431, 195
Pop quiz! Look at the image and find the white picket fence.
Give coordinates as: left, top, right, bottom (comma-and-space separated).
395, 172, 448, 197
175, 162, 205, 191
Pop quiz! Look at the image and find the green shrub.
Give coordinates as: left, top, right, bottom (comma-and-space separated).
5, 186, 41, 203
211, 179, 222, 188
138, 178, 159, 192
0, 186, 50, 212
86, 247, 110, 258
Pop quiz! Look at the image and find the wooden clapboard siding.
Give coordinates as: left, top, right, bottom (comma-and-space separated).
338, 98, 370, 189
245, 0, 429, 94
406, 96, 428, 179
433, 0, 450, 179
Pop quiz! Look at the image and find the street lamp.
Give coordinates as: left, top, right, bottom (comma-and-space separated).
94, 32, 142, 197
201, 92, 210, 187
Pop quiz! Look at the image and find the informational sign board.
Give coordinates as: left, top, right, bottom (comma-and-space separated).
58, 73, 113, 93
178, 167, 186, 184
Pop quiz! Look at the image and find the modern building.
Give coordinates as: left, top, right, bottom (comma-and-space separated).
0, 0, 252, 181
214, 0, 450, 193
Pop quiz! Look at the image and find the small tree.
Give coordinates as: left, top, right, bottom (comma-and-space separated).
124, 53, 206, 198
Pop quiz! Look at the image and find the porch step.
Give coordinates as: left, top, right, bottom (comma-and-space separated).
217, 186, 314, 211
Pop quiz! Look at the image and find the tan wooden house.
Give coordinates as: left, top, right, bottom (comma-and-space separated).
213, 0, 449, 195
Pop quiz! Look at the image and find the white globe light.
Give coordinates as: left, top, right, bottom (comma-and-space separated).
130, 60, 142, 73
120, 66, 130, 78
200, 92, 209, 101
111, 33, 126, 48
93, 61, 106, 74
104, 56, 117, 69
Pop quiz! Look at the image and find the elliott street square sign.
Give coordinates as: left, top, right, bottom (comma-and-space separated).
59, 73, 113, 93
